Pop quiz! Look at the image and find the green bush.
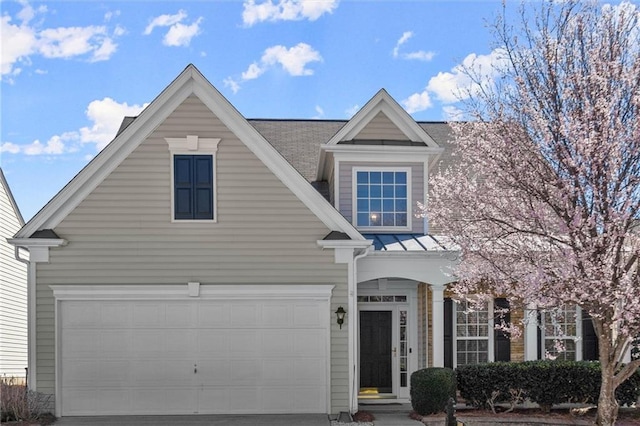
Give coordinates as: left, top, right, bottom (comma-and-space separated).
456, 361, 640, 412
410, 367, 456, 415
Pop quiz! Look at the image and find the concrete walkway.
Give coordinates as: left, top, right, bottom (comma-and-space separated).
54, 413, 331, 425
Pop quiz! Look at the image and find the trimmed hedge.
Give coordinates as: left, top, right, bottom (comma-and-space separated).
410, 367, 457, 415
456, 361, 640, 412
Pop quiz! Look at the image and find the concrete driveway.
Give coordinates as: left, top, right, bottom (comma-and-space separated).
53, 413, 330, 425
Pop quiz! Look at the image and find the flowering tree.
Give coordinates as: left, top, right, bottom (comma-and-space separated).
427, 2, 640, 425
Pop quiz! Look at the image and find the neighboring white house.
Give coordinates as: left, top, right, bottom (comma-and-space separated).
9, 65, 601, 418
0, 168, 28, 379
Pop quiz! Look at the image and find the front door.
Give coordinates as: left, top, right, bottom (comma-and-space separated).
359, 311, 392, 393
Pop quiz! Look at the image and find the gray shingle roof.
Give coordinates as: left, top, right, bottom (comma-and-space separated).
249, 119, 456, 182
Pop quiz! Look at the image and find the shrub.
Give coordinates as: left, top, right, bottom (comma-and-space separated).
456, 362, 525, 412
0, 377, 54, 424
455, 361, 640, 412
410, 367, 456, 415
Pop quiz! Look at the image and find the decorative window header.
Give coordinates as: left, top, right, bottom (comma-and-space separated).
165, 135, 220, 153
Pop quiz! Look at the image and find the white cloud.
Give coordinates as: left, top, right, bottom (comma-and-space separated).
392, 31, 435, 62
427, 48, 507, 103
313, 105, 324, 118
229, 43, 322, 92
79, 98, 149, 150
442, 105, 464, 121
261, 43, 322, 76
143, 10, 187, 35
1, 97, 148, 156
163, 18, 202, 47
345, 104, 360, 118
400, 48, 508, 114
1, 3, 123, 79
223, 77, 241, 94
144, 10, 202, 47
242, 0, 339, 26
402, 90, 432, 114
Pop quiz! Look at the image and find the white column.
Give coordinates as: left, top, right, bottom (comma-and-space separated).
524, 305, 539, 361
431, 285, 445, 367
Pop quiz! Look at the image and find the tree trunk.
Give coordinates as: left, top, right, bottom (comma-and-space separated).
595, 363, 619, 426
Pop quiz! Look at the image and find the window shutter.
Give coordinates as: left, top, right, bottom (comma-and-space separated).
174, 155, 194, 220
494, 298, 511, 362
444, 298, 453, 368
193, 156, 213, 220
582, 311, 599, 361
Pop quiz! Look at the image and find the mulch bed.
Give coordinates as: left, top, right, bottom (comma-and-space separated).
420, 407, 640, 425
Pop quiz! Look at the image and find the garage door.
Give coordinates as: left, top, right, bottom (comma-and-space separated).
55, 285, 331, 416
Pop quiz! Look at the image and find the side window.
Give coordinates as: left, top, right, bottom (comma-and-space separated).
541, 305, 581, 360
174, 155, 214, 220
454, 300, 493, 367
354, 169, 409, 229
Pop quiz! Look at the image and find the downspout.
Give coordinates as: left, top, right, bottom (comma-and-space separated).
14, 246, 35, 390
349, 247, 371, 414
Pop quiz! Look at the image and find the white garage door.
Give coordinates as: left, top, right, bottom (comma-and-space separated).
55, 285, 331, 416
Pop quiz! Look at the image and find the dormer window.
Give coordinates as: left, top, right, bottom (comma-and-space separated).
354, 168, 410, 230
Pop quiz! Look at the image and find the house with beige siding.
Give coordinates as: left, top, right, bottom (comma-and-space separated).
9, 64, 599, 418
1, 168, 28, 380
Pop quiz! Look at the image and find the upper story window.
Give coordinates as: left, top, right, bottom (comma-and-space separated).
174, 155, 213, 220
354, 168, 410, 230
166, 135, 220, 222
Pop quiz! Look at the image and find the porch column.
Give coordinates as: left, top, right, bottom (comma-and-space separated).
524, 304, 538, 360
431, 285, 445, 367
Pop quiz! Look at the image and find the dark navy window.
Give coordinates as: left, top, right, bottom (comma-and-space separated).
174, 155, 214, 220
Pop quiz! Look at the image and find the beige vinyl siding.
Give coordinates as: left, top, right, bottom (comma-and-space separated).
339, 161, 425, 234
353, 111, 408, 141
35, 95, 349, 413
0, 175, 28, 378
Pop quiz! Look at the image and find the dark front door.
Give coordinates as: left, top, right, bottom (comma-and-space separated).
360, 311, 392, 393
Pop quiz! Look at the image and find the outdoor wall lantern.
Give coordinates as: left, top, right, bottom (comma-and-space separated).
335, 306, 346, 329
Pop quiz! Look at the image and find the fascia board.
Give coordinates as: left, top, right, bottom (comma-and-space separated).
190, 70, 365, 241
7, 238, 67, 248
316, 239, 373, 250
15, 67, 197, 239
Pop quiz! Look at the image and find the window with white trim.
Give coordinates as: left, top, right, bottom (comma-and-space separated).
541, 305, 581, 361
454, 300, 494, 366
166, 135, 220, 222
354, 168, 410, 230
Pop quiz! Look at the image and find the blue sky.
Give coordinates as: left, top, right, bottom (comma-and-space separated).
1, 0, 512, 221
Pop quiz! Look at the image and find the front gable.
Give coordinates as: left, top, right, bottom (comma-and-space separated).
16, 64, 362, 242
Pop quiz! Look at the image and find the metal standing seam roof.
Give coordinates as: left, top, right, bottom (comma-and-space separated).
362, 233, 456, 252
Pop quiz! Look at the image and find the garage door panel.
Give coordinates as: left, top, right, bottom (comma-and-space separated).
293, 330, 327, 356
229, 330, 259, 355
196, 359, 231, 382
100, 304, 129, 327
262, 304, 290, 326
196, 329, 229, 355
59, 296, 329, 416
197, 303, 228, 326
99, 330, 130, 357
231, 303, 260, 326
262, 332, 293, 357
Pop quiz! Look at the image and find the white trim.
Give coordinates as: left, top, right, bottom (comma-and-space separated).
352, 167, 412, 232
49, 284, 334, 300
431, 285, 445, 367
357, 280, 418, 402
